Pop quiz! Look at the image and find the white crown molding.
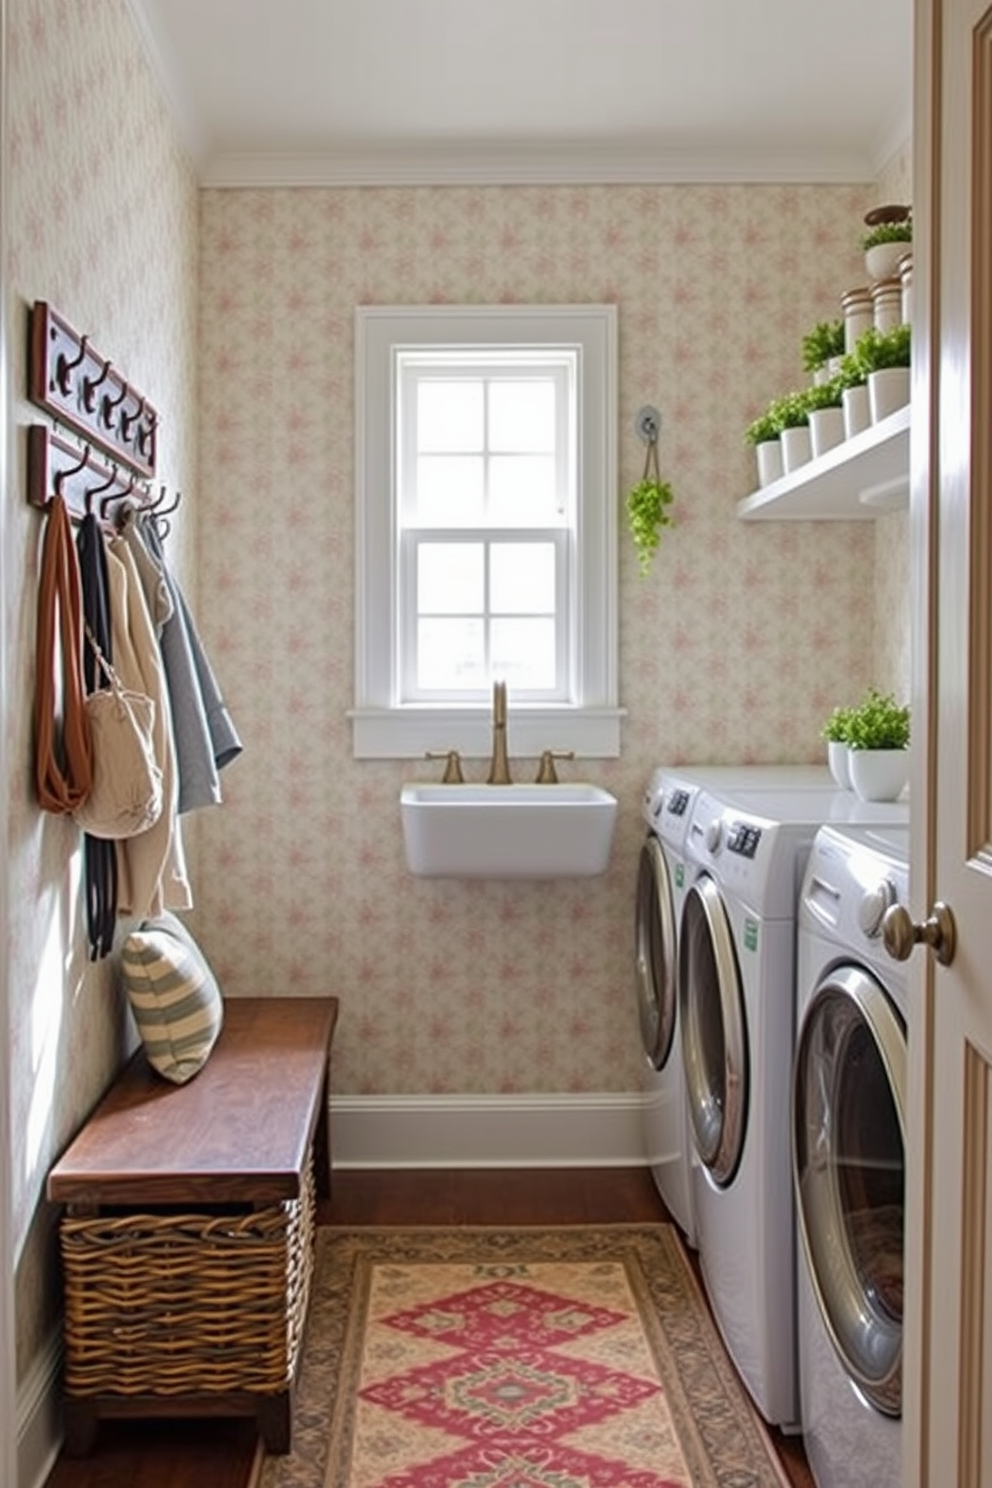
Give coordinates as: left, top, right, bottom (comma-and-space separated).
199, 140, 880, 191
330, 1092, 646, 1169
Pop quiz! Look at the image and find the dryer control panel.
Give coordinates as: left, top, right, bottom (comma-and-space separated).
727, 821, 763, 858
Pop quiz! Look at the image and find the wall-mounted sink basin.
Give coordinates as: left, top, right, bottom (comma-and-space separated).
400, 783, 619, 879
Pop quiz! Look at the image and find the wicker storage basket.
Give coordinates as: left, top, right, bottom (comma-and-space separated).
59, 1161, 315, 1398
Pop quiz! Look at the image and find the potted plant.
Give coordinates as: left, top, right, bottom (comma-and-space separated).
832, 350, 871, 439
845, 687, 911, 801
820, 703, 856, 789
863, 205, 912, 281
802, 319, 846, 383
745, 405, 784, 487
853, 324, 911, 423
804, 378, 845, 458
626, 474, 674, 576
770, 390, 813, 474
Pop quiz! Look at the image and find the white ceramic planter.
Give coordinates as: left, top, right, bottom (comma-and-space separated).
868, 366, 911, 423
755, 438, 784, 487
842, 385, 872, 439
809, 407, 845, 459
780, 425, 812, 474
865, 240, 911, 281
827, 740, 853, 791
848, 748, 909, 803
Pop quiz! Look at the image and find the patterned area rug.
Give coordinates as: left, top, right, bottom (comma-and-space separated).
261, 1226, 790, 1488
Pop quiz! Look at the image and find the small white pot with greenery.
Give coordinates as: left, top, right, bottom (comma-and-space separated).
805, 380, 846, 458
851, 325, 911, 424
802, 319, 846, 387
845, 688, 911, 802
821, 704, 856, 789
863, 208, 912, 282
772, 392, 812, 474
745, 408, 784, 487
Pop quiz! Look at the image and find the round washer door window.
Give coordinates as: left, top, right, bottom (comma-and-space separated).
634, 836, 677, 1070
678, 873, 748, 1187
793, 964, 906, 1418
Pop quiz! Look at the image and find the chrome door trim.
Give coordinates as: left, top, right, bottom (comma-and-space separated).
792, 963, 906, 1417
634, 835, 676, 1068
678, 872, 747, 1187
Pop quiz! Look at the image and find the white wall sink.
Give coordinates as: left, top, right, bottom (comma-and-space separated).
400, 783, 619, 879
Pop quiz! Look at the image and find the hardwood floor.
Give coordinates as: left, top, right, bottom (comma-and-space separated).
43, 1168, 813, 1488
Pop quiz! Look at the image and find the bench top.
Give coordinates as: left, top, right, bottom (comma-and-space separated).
48, 997, 338, 1209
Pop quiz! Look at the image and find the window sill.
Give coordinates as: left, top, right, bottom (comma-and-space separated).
350, 706, 625, 760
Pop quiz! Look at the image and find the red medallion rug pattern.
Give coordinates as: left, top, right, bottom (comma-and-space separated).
260, 1226, 790, 1488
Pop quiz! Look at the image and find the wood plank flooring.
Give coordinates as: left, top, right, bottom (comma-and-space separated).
43, 1168, 813, 1488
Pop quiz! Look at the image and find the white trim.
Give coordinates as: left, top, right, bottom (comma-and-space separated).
199, 141, 883, 190
329, 1092, 647, 1169
16, 1328, 61, 1488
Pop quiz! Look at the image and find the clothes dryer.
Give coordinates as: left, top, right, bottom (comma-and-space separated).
636, 765, 838, 1245
677, 786, 908, 1430
793, 822, 909, 1488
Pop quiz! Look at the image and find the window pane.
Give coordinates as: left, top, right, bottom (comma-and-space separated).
492, 619, 557, 689
491, 543, 556, 614
418, 619, 486, 690
415, 455, 484, 524
418, 380, 483, 451
489, 455, 559, 525
489, 379, 556, 452
418, 543, 484, 614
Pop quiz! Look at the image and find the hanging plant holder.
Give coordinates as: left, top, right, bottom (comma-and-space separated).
626, 406, 674, 576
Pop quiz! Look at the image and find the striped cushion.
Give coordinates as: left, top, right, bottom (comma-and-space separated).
120, 912, 224, 1084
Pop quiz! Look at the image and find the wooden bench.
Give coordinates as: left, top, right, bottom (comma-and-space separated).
47, 995, 339, 1456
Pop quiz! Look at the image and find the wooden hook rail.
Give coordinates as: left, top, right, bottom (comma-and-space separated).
29, 302, 158, 477
27, 424, 153, 523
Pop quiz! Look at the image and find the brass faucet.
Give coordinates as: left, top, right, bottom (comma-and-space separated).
486, 680, 512, 784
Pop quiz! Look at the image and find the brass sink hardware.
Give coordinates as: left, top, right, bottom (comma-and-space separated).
535, 750, 575, 784
487, 680, 512, 784
425, 749, 465, 784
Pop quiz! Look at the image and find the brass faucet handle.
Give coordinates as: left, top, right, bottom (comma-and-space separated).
425, 749, 465, 784
535, 749, 574, 784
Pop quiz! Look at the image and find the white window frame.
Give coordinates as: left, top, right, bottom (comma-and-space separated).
351, 304, 622, 760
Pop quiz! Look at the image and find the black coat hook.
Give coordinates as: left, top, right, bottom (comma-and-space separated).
55, 334, 88, 398
81, 358, 112, 415
54, 443, 91, 497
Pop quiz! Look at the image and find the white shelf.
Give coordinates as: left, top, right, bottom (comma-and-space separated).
736, 404, 910, 521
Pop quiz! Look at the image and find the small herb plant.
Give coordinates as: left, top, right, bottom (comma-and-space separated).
845, 688, 911, 751
744, 408, 782, 447
802, 319, 845, 373
820, 704, 855, 744
853, 324, 911, 375
804, 379, 844, 413
626, 477, 674, 576
863, 218, 912, 251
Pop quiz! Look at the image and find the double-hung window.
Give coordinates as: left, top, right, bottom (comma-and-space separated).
353, 305, 621, 760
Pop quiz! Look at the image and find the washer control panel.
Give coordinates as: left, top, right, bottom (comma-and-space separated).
727, 821, 763, 858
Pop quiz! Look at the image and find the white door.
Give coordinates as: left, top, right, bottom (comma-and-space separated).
900, 1, 992, 1481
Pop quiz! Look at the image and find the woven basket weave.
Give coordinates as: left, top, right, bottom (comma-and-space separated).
59, 1161, 315, 1398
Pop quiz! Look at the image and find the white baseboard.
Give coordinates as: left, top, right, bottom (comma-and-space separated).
330, 1092, 647, 1169
18, 1327, 61, 1488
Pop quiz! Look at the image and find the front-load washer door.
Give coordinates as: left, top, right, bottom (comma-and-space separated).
635, 836, 677, 1069
678, 872, 748, 1187
792, 964, 906, 1418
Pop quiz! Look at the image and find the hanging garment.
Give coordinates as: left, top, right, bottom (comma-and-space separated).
118, 511, 242, 813
106, 540, 192, 917
76, 512, 117, 961
34, 494, 92, 814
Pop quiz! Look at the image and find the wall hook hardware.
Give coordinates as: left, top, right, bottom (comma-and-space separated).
635, 405, 661, 445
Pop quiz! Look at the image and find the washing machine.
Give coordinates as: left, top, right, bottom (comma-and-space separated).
677, 785, 909, 1431
793, 822, 909, 1488
636, 765, 838, 1245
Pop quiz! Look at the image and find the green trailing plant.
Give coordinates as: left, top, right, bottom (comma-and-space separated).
820, 704, 856, 744
853, 323, 912, 376
845, 687, 911, 751
863, 218, 912, 251
802, 319, 845, 373
626, 476, 675, 576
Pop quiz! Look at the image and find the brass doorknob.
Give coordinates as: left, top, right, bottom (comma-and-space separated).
882, 902, 957, 967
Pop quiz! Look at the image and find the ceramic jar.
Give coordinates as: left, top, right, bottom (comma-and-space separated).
755, 439, 784, 487
848, 748, 909, 803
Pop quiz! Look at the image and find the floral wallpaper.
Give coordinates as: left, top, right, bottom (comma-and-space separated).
194, 180, 891, 1099
5, 0, 198, 1379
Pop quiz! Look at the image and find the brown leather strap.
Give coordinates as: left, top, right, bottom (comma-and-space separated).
34, 494, 92, 812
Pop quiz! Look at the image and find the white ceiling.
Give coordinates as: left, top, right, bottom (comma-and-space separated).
126, 0, 914, 188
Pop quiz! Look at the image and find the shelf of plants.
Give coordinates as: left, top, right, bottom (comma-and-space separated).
736, 403, 910, 522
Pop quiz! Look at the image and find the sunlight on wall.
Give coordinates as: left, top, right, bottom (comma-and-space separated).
24, 856, 79, 1182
